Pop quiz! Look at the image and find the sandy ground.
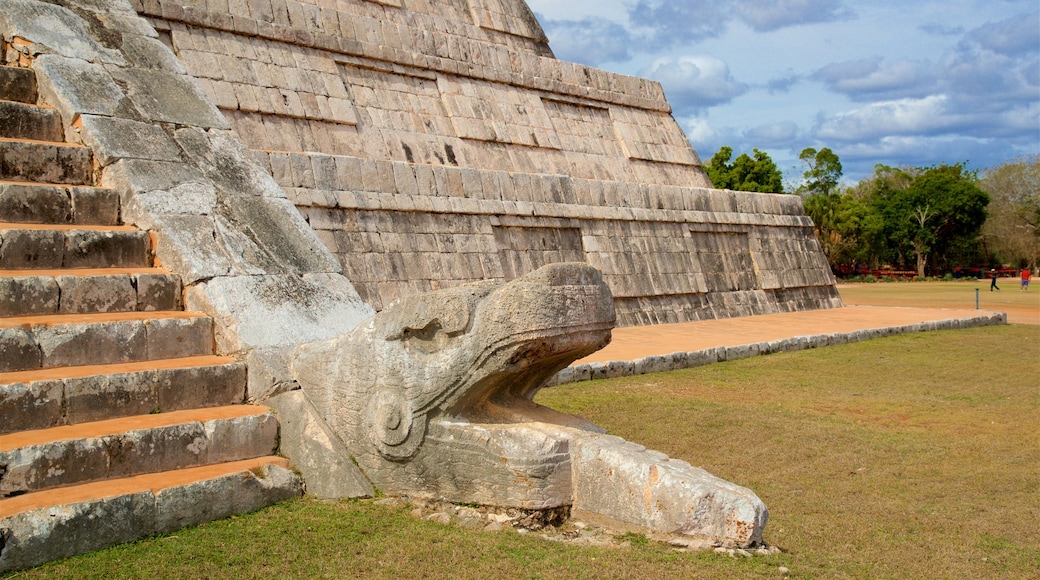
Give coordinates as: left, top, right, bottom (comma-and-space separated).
575, 281, 1038, 365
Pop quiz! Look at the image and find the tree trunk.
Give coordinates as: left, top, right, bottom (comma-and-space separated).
914, 241, 927, 277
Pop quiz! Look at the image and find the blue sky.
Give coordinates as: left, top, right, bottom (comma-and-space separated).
527, 0, 1040, 186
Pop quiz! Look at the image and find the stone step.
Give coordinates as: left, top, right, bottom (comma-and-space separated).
0, 137, 93, 185
0, 457, 302, 573
0, 267, 180, 317
0, 66, 37, 105
0, 100, 63, 141
0, 311, 213, 373
0, 405, 279, 498
0, 223, 151, 269
0, 181, 119, 225
0, 355, 245, 434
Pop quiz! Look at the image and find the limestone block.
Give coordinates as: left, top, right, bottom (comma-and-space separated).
63, 370, 159, 423
101, 158, 207, 198
78, 115, 182, 166
0, 0, 126, 65
0, 274, 59, 316
118, 33, 186, 73
204, 411, 279, 463
571, 433, 767, 548
70, 186, 119, 225
0, 183, 71, 224
55, 273, 135, 313
0, 492, 156, 573
34, 318, 147, 368
133, 272, 180, 311
148, 213, 235, 284
145, 316, 211, 359
0, 227, 64, 269
62, 229, 150, 268
0, 379, 64, 433
0, 327, 41, 372
155, 362, 247, 412
216, 195, 342, 275
172, 127, 286, 199
153, 464, 302, 534
266, 390, 374, 499
101, 67, 229, 128
185, 273, 373, 356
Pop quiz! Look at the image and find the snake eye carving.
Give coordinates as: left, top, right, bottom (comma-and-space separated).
366, 391, 426, 460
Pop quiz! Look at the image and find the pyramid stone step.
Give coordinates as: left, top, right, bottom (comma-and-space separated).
0, 356, 245, 434
0, 138, 93, 185
0, 223, 151, 269
0, 405, 279, 498
0, 66, 37, 105
0, 268, 180, 317
0, 311, 213, 372
0, 100, 63, 141
0, 457, 302, 573
0, 181, 119, 225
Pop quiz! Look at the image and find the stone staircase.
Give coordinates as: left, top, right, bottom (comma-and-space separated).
0, 64, 302, 572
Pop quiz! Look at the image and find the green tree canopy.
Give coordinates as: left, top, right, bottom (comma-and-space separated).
797, 147, 843, 196
871, 163, 989, 276
705, 146, 784, 193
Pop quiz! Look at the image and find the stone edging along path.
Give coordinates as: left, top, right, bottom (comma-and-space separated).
548, 309, 1007, 387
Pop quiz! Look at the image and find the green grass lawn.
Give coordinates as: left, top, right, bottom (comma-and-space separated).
8, 326, 1039, 579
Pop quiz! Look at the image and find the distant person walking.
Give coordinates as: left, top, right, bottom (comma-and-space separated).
990, 269, 1000, 291
1021, 268, 1031, 291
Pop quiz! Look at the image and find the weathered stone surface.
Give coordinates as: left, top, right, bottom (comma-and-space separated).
0, 327, 41, 372
0, 380, 64, 433
266, 390, 374, 499
0, 100, 62, 141
144, 316, 211, 360
78, 115, 182, 166
293, 262, 767, 547
33, 319, 147, 369
62, 228, 151, 268
0, 464, 302, 573
32, 54, 127, 122
186, 274, 372, 355
0, 492, 155, 573
571, 434, 767, 548
0, 0, 125, 65
55, 273, 135, 313
0, 411, 278, 496
106, 67, 228, 129
0, 183, 72, 224
154, 362, 246, 412
69, 187, 119, 225
0, 140, 92, 185
0, 227, 64, 268
133, 272, 180, 311
64, 370, 158, 423
0, 274, 59, 316
0, 64, 37, 104
153, 464, 302, 534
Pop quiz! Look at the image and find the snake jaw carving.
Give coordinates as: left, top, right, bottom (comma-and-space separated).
293, 262, 768, 548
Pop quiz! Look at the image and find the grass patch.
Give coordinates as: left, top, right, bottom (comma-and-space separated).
8, 327, 1038, 579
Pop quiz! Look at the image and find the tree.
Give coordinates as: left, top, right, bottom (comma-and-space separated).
980, 155, 1040, 269
705, 146, 784, 193
876, 163, 989, 276
797, 147, 843, 196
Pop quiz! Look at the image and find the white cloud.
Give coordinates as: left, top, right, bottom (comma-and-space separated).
538, 17, 633, 66
815, 95, 956, 141
642, 56, 749, 114
812, 57, 936, 100
734, 0, 854, 32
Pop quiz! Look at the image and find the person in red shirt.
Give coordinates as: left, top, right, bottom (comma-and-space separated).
1021, 268, 1032, 291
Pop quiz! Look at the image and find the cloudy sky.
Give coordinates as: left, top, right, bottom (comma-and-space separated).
527, 0, 1039, 186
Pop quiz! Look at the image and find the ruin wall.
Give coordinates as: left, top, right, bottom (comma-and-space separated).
131, 0, 840, 325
